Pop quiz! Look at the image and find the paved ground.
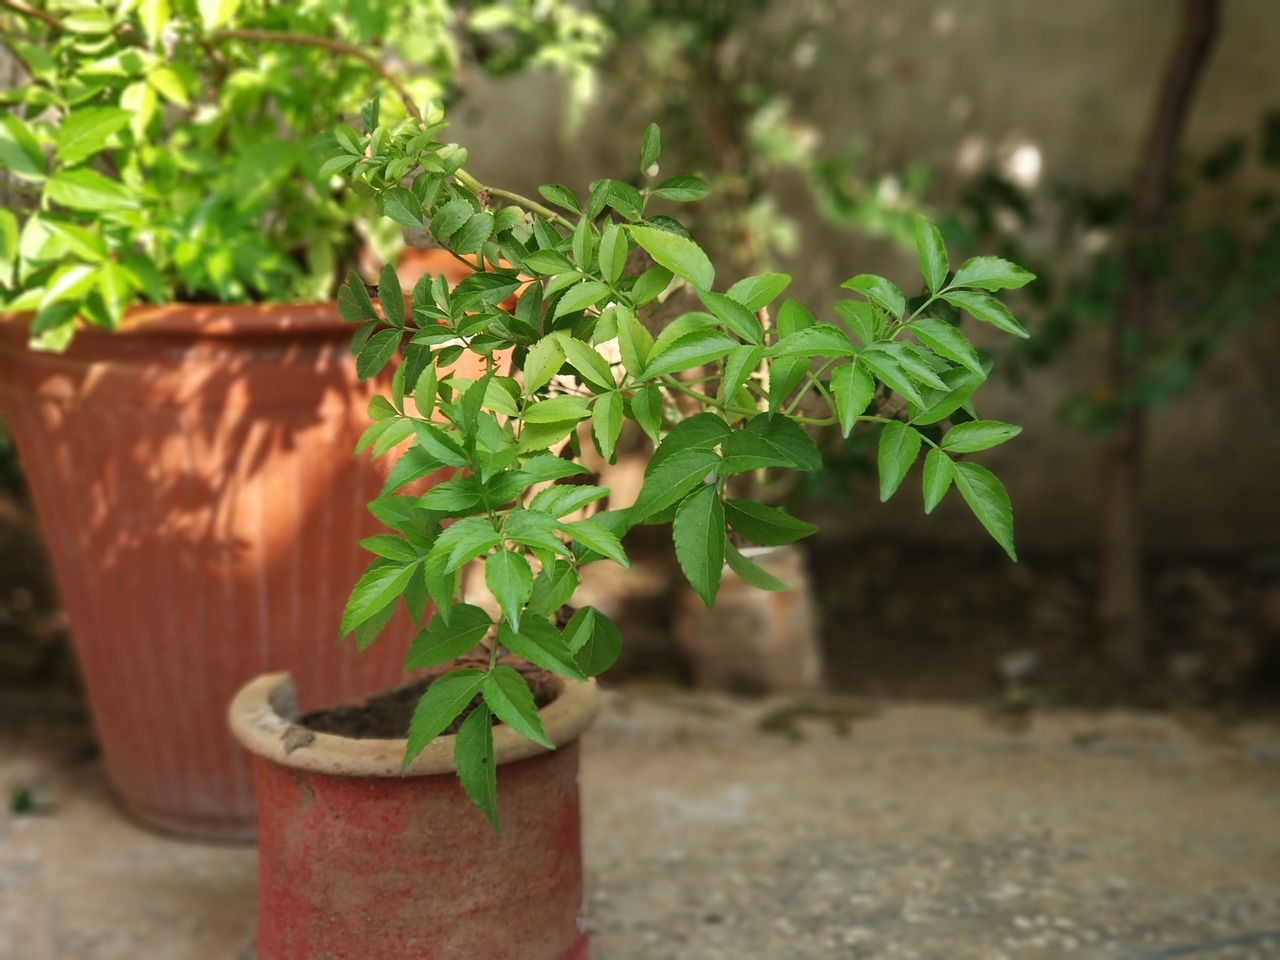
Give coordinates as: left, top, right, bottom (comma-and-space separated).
2, 688, 1279, 960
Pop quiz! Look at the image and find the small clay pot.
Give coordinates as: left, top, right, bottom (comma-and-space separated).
229, 671, 599, 960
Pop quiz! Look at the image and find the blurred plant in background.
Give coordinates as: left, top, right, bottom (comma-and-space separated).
0, 0, 606, 349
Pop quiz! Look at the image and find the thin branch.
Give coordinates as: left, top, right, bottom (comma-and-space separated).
212, 28, 423, 123
1, 0, 62, 31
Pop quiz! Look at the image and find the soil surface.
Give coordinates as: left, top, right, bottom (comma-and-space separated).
298, 661, 558, 738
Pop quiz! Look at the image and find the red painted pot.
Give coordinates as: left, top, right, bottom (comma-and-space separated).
0, 251, 481, 840
229, 672, 599, 960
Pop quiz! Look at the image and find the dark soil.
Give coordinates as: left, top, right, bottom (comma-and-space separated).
298, 660, 559, 739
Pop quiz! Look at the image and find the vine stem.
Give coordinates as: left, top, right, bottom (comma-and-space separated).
212, 29, 423, 123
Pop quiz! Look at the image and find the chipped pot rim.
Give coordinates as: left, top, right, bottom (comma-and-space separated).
227, 671, 600, 778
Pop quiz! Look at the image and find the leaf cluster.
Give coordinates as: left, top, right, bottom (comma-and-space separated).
332, 108, 1035, 827
0, 0, 606, 349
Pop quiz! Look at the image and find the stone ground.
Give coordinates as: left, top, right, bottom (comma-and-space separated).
2, 687, 1279, 960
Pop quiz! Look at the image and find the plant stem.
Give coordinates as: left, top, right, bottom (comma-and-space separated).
452, 169, 571, 229
212, 29, 424, 123
1, 0, 62, 30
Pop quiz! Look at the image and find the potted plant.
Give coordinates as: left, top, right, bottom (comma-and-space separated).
0, 0, 606, 839
228, 92, 1034, 957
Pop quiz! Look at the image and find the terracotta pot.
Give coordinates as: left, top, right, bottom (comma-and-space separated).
0, 251, 483, 840
229, 671, 599, 960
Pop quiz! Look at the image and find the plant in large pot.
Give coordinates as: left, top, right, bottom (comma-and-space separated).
0, 0, 605, 839
229, 91, 1035, 957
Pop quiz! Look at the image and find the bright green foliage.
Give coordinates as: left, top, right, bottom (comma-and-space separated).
0, 0, 607, 349
332, 106, 1035, 825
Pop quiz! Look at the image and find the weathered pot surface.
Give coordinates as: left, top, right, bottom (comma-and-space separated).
230, 671, 599, 960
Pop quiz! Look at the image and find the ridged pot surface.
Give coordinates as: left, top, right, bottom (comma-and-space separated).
0, 260, 476, 839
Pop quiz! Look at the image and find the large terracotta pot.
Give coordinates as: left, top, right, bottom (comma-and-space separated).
0, 252, 480, 839
229, 671, 598, 960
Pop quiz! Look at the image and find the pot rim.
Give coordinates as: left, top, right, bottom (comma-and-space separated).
228, 671, 600, 778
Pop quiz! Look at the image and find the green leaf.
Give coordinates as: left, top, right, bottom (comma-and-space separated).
522, 395, 592, 424
878, 421, 922, 502
455, 705, 499, 829
503, 510, 573, 559
599, 223, 627, 285
592, 392, 623, 461
431, 199, 475, 240
910, 319, 983, 374
0, 209, 19, 287
724, 542, 789, 591
45, 169, 138, 211
198, 0, 242, 30
412, 421, 469, 467
561, 517, 628, 567
941, 420, 1022, 453
484, 665, 552, 748
909, 367, 987, 426
0, 113, 46, 182
435, 516, 503, 573
723, 499, 818, 546
719, 344, 763, 405
628, 225, 714, 290
538, 184, 581, 214
417, 476, 484, 514
557, 334, 616, 390
640, 122, 661, 171
359, 533, 420, 562
453, 212, 495, 255
767, 357, 809, 412
652, 175, 709, 202
766, 324, 856, 360
630, 384, 664, 442
616, 306, 653, 377
498, 621, 585, 680
572, 212, 595, 270
340, 560, 420, 639
777, 298, 815, 336
721, 415, 822, 474
378, 263, 404, 326
517, 454, 591, 484
403, 667, 481, 760
727, 273, 791, 312
632, 264, 673, 305
858, 347, 925, 407
642, 330, 738, 379
556, 282, 611, 321
915, 217, 949, 294
381, 186, 425, 229
841, 274, 906, 318
522, 336, 566, 393
317, 154, 360, 179
834, 299, 879, 345
54, 107, 131, 165
648, 413, 731, 472
630, 449, 720, 522
953, 462, 1017, 560
949, 256, 1035, 292
529, 485, 610, 517
406, 604, 493, 669
486, 550, 533, 632
940, 290, 1030, 338
565, 607, 621, 677
339, 271, 378, 323
357, 328, 401, 380
523, 249, 575, 275
673, 484, 725, 606
921, 448, 954, 514
830, 364, 875, 438
528, 560, 579, 618
697, 290, 762, 344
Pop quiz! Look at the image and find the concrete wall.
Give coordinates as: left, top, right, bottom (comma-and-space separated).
451, 0, 1280, 556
